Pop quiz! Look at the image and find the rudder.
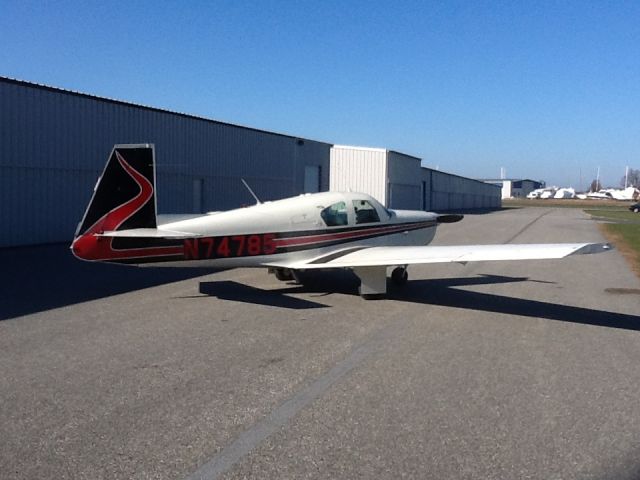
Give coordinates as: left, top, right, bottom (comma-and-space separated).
75, 144, 157, 238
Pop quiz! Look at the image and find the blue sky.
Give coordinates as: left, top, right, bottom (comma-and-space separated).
1, 0, 638, 188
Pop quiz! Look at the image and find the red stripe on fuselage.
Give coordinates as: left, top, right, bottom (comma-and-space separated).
72, 152, 184, 261
72, 235, 183, 261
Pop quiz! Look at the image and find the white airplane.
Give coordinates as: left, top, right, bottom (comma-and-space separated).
553, 188, 576, 199
607, 187, 640, 201
71, 145, 612, 299
526, 189, 544, 199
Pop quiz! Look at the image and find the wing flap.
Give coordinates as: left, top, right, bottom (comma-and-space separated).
275, 243, 612, 269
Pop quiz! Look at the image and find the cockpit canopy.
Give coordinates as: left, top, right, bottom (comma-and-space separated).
320, 201, 348, 226
319, 195, 390, 227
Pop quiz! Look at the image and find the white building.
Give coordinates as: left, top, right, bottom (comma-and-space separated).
331, 146, 501, 211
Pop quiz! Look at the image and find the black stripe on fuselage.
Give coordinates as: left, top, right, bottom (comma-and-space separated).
106, 254, 186, 265
273, 221, 436, 253
274, 220, 434, 239
110, 237, 184, 249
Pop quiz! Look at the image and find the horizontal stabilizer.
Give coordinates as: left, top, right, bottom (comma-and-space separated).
269, 243, 612, 269
98, 228, 202, 239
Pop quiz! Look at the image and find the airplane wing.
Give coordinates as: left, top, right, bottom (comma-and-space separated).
267, 243, 612, 269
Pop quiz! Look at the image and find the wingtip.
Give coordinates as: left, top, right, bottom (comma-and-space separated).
571, 243, 614, 256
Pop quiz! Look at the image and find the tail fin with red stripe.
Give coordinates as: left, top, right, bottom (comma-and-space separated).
75, 144, 157, 238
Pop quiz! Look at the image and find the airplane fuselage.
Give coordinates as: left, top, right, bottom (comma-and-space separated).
72, 191, 438, 269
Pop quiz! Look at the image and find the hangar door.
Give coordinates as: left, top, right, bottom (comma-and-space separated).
304, 166, 321, 193
193, 178, 204, 213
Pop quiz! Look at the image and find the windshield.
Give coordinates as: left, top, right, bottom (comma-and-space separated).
320, 201, 348, 226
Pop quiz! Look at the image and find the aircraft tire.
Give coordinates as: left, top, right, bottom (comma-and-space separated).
275, 268, 294, 282
391, 267, 408, 286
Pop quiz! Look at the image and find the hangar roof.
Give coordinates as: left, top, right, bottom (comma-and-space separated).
480, 178, 544, 183
0, 76, 332, 145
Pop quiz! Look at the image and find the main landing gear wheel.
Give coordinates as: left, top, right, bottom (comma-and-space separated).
274, 268, 294, 282
391, 267, 408, 286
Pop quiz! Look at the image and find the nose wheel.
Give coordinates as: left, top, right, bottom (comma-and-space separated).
391, 266, 408, 286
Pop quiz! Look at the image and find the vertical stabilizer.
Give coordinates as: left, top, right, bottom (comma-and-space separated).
75, 144, 157, 237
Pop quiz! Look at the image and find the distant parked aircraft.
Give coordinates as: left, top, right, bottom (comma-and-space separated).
587, 187, 640, 201
554, 188, 576, 199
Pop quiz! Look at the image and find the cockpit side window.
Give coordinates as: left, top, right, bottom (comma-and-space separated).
353, 200, 380, 224
320, 201, 348, 227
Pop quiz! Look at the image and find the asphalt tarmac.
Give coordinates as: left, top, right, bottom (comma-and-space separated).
1, 207, 639, 480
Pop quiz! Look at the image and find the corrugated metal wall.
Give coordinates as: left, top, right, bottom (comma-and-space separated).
329, 146, 501, 211
0, 78, 331, 247
2, 78, 501, 247
329, 146, 387, 204
386, 151, 422, 210
426, 170, 501, 211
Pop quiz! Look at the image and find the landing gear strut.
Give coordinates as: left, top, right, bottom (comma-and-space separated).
352, 266, 410, 299
354, 266, 387, 300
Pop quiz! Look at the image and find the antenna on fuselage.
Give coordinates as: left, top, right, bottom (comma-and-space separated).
241, 178, 262, 205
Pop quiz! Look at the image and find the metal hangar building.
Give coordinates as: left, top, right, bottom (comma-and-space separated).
330, 146, 501, 212
0, 77, 501, 247
480, 178, 545, 199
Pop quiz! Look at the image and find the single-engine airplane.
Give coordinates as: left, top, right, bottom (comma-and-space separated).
71, 145, 612, 298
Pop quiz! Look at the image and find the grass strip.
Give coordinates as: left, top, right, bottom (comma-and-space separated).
584, 209, 640, 222
597, 222, 640, 278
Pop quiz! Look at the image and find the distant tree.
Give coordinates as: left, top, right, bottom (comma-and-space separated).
621, 168, 640, 188
590, 179, 602, 192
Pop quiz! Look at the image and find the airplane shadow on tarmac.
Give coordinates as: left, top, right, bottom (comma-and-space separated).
200, 271, 640, 331
197, 270, 362, 309
391, 274, 640, 332
198, 281, 330, 310
7, 244, 638, 331
0, 244, 216, 321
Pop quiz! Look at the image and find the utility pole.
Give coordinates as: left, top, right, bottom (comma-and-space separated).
579, 167, 582, 192
625, 166, 629, 188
